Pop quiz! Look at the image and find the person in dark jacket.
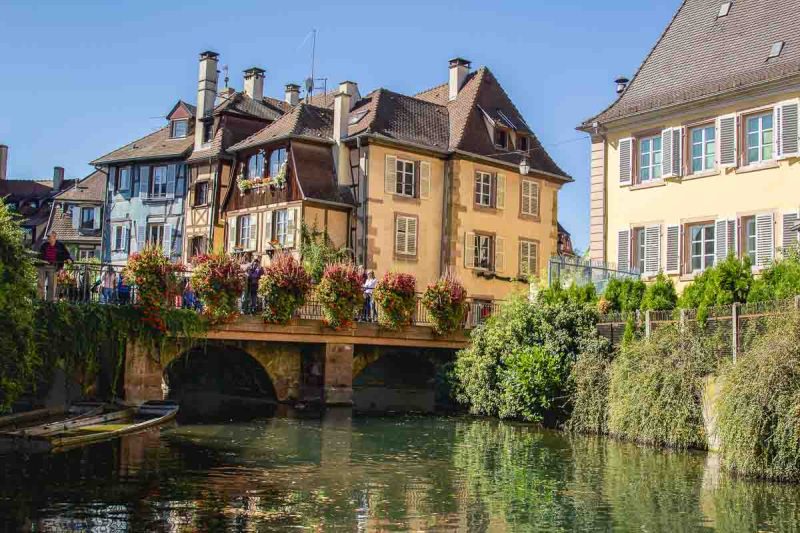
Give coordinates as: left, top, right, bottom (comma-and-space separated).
38, 231, 72, 300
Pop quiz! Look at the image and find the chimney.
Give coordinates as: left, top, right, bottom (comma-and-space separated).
53, 166, 64, 191
334, 81, 358, 185
243, 67, 265, 100
0, 145, 7, 181
285, 83, 300, 106
448, 57, 470, 101
195, 50, 219, 150
615, 76, 630, 95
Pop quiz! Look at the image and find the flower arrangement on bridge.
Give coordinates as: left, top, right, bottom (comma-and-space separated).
190, 252, 245, 324
316, 262, 364, 330
373, 272, 417, 330
422, 275, 467, 336
123, 245, 185, 332
259, 252, 312, 324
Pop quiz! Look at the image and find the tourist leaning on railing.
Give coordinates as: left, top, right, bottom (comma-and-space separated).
37, 231, 72, 300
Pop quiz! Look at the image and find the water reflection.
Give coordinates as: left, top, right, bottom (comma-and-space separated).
1, 414, 799, 531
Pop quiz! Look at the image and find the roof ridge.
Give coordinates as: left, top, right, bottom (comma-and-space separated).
414, 81, 447, 98
449, 66, 487, 150
90, 125, 171, 165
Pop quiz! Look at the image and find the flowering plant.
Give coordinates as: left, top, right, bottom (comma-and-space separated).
316, 262, 364, 329
272, 162, 287, 189
422, 275, 467, 336
237, 175, 254, 193
373, 272, 417, 329
56, 267, 77, 288
123, 245, 185, 332
259, 252, 312, 324
190, 252, 244, 323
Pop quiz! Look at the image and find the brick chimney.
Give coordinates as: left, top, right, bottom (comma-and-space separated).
285, 83, 300, 106
243, 67, 265, 100
195, 51, 219, 150
333, 81, 358, 185
448, 57, 471, 101
0, 145, 7, 181
53, 166, 64, 191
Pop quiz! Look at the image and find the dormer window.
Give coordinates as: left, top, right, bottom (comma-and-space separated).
518, 135, 529, 152
171, 119, 188, 138
495, 128, 509, 150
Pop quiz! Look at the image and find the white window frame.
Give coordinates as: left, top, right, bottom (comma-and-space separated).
237, 215, 253, 249
475, 171, 493, 207
689, 124, 716, 174
118, 166, 131, 191
273, 209, 288, 246
171, 119, 188, 138
689, 222, 715, 272
151, 166, 168, 198
638, 135, 662, 182
474, 233, 493, 270
743, 216, 757, 264
745, 111, 775, 165
113, 225, 125, 251
395, 158, 415, 197
146, 223, 165, 246
633, 227, 646, 273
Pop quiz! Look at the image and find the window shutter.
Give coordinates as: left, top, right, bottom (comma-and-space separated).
71, 206, 79, 229
494, 236, 505, 272
395, 216, 406, 255
727, 218, 737, 257
166, 165, 176, 197
227, 218, 237, 252
419, 161, 431, 199
136, 225, 146, 252
782, 211, 799, 254
263, 211, 273, 248
755, 213, 774, 267
122, 227, 130, 253
672, 128, 683, 176
665, 225, 681, 274
174, 165, 186, 198
778, 99, 800, 159
518, 241, 528, 276
644, 225, 660, 275
248, 215, 258, 251
162, 224, 173, 257
495, 173, 506, 209
617, 229, 630, 272
521, 180, 531, 214
286, 207, 298, 248
661, 128, 674, 178
407, 217, 417, 256
385, 155, 397, 194
93, 207, 101, 230
717, 114, 737, 168
464, 232, 476, 268
108, 167, 117, 194
715, 219, 729, 262
618, 138, 633, 185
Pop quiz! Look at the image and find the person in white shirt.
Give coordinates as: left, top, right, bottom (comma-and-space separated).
362, 270, 377, 321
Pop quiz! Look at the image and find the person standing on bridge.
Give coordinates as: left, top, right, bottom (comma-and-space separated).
362, 270, 377, 322
245, 256, 264, 314
100, 265, 117, 304
38, 231, 72, 301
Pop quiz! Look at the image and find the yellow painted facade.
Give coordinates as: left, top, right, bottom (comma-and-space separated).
600, 89, 800, 289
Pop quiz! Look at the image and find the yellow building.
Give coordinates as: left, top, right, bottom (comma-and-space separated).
224, 58, 571, 300
579, 0, 800, 288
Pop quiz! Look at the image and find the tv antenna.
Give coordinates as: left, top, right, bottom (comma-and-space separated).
303, 29, 328, 103
222, 65, 229, 88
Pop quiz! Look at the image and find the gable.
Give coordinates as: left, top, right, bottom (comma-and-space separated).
167, 101, 195, 121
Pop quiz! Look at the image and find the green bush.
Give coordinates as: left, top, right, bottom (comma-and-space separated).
640, 272, 677, 311
678, 256, 752, 319
603, 277, 646, 312
748, 249, 800, 302
717, 314, 800, 481
299, 223, 350, 283
0, 199, 37, 411
453, 294, 600, 423
607, 324, 720, 449
539, 280, 597, 306
566, 336, 613, 434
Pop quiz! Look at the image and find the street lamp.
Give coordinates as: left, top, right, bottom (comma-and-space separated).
519, 157, 530, 176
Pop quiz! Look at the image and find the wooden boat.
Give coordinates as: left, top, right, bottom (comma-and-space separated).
0, 401, 178, 454
0, 402, 106, 433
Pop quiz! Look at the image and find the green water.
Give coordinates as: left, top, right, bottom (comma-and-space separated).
1, 412, 799, 531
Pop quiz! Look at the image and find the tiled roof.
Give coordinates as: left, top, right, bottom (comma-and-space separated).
229, 103, 333, 151
215, 92, 285, 122
292, 142, 355, 205
91, 126, 194, 165
585, 0, 800, 126
308, 90, 337, 108
55, 169, 106, 202
354, 89, 450, 150
47, 202, 102, 244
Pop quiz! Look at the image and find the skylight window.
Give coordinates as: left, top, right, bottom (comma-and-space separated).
717, 2, 732, 18
348, 109, 368, 125
768, 41, 785, 59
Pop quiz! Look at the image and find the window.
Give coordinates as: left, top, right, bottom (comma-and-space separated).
190, 236, 206, 258
118, 167, 131, 190
273, 209, 288, 246
113, 226, 126, 251
151, 166, 168, 197
395, 215, 418, 257
80, 207, 95, 230
520, 179, 539, 216
690, 125, 716, 173
633, 227, 646, 273
248, 152, 265, 179
638, 135, 662, 182
395, 159, 415, 197
689, 223, 715, 272
194, 181, 209, 206
171, 119, 188, 138
495, 129, 508, 149
78, 249, 95, 261
742, 216, 757, 264
269, 148, 287, 177
475, 171, 493, 207
745, 112, 774, 164
518, 135, 529, 152
202, 122, 214, 144
473, 234, 493, 270
237, 215, 253, 249
519, 239, 538, 278
147, 223, 164, 246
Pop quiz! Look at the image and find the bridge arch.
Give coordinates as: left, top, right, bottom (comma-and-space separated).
353, 347, 442, 413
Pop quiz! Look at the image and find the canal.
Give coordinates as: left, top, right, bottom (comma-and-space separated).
1, 412, 799, 531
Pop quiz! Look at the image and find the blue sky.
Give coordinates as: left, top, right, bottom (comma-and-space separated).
0, 0, 679, 252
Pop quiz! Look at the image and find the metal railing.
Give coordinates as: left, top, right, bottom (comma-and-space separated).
548, 255, 640, 294
35, 263, 501, 330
